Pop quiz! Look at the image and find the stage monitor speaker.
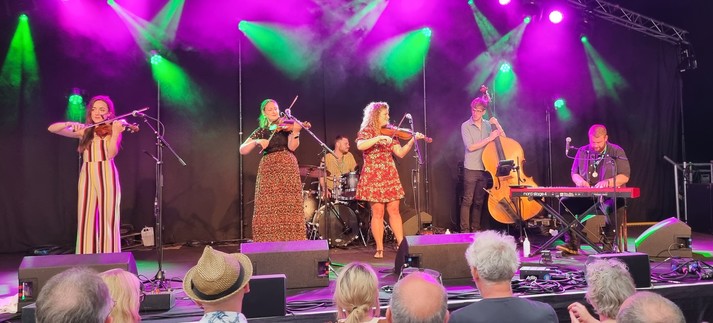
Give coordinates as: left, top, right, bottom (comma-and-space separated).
17, 252, 137, 311
635, 217, 692, 259
398, 233, 473, 280
686, 184, 713, 234
241, 240, 329, 289
404, 212, 433, 236
587, 252, 651, 288
243, 274, 287, 318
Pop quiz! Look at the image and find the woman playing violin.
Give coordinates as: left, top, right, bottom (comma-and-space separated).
239, 99, 305, 242
354, 102, 425, 259
47, 95, 126, 254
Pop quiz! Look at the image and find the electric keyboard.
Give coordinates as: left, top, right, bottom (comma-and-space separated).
510, 186, 640, 198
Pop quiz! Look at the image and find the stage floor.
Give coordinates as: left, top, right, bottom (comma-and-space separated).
2, 227, 713, 322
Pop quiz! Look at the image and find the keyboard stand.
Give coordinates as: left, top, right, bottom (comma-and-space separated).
528, 198, 604, 257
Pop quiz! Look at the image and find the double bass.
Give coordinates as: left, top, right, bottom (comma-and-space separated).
480, 87, 542, 224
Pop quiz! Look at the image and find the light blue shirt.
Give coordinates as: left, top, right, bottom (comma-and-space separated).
461, 118, 492, 171
198, 311, 248, 323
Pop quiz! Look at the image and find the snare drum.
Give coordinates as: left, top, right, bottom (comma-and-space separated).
338, 172, 359, 201
303, 190, 318, 222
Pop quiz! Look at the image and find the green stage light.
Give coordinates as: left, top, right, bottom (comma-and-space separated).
468, 0, 474, 5
238, 20, 247, 31
69, 94, 83, 105
421, 27, 432, 38
107, 0, 116, 6
554, 98, 565, 109
499, 62, 511, 73
150, 53, 162, 65
580, 35, 588, 43
19, 14, 28, 22
524, 16, 531, 24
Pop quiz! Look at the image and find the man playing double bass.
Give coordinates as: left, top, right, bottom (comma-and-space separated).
460, 97, 505, 233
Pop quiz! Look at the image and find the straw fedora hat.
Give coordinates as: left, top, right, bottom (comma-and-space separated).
183, 246, 253, 303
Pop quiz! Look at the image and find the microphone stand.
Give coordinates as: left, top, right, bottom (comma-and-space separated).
407, 116, 425, 234
284, 110, 344, 247
138, 112, 186, 288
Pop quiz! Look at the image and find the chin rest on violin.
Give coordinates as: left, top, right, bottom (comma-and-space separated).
380, 124, 433, 143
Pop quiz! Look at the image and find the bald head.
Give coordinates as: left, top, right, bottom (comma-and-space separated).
388, 272, 448, 323
617, 291, 684, 323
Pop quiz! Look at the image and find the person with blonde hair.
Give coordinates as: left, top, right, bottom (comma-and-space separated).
333, 262, 381, 323
568, 258, 636, 323
354, 102, 425, 258
99, 268, 142, 323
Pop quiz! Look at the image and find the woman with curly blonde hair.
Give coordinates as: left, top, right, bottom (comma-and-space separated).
334, 262, 381, 323
355, 102, 424, 258
99, 268, 142, 323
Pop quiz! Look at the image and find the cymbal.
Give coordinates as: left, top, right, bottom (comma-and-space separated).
299, 165, 326, 178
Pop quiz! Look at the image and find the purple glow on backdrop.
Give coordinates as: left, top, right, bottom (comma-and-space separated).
549, 10, 563, 24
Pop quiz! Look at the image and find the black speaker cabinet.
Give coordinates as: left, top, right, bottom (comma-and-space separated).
587, 252, 651, 288
241, 240, 329, 289
243, 274, 287, 318
400, 233, 473, 280
635, 217, 692, 259
687, 184, 713, 234
17, 252, 137, 311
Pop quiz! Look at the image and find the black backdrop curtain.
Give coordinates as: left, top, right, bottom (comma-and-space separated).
0, 1, 681, 253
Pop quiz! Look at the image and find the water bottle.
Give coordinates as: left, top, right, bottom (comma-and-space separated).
523, 237, 531, 257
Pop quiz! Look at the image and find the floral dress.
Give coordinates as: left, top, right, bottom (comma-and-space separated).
354, 127, 405, 203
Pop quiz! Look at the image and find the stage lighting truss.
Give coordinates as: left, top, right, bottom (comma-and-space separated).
565, 0, 690, 45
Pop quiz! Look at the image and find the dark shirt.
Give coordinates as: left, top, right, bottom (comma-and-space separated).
571, 142, 630, 186
249, 127, 291, 155
449, 296, 558, 323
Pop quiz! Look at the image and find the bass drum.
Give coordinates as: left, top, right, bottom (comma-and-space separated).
314, 203, 359, 247
303, 190, 318, 222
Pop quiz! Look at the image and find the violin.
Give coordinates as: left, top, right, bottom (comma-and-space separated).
380, 124, 433, 143
269, 118, 311, 133
94, 119, 140, 137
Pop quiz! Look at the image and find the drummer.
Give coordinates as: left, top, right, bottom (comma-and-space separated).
320, 135, 358, 199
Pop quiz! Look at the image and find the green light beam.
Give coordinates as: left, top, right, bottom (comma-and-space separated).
582, 41, 628, 103
368, 28, 432, 90
150, 0, 185, 44
150, 55, 203, 114
239, 21, 316, 80
469, 1, 501, 47
0, 14, 39, 126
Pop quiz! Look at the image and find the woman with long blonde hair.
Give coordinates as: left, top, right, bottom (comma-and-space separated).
334, 262, 381, 323
99, 268, 142, 323
355, 102, 424, 258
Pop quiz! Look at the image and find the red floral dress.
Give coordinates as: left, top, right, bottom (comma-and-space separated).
355, 127, 405, 203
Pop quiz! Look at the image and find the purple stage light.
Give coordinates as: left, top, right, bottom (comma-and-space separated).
499, 0, 511, 5
548, 10, 563, 24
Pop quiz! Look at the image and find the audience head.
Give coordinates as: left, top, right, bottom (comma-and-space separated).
334, 262, 380, 323
617, 291, 685, 323
387, 271, 449, 323
465, 230, 520, 285
183, 246, 253, 311
99, 268, 142, 323
36, 267, 113, 323
584, 258, 635, 320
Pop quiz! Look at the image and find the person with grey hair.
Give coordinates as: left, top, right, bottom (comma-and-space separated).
450, 230, 557, 323
617, 291, 685, 323
386, 271, 449, 323
568, 258, 636, 323
35, 267, 114, 323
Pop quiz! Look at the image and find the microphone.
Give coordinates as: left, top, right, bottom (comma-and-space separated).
405, 113, 412, 121
565, 137, 572, 155
132, 107, 149, 117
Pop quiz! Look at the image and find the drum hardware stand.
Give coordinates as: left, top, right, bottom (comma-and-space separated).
137, 109, 187, 289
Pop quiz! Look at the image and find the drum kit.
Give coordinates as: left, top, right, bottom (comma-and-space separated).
299, 164, 368, 248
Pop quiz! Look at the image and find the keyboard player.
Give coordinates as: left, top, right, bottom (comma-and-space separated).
557, 124, 631, 255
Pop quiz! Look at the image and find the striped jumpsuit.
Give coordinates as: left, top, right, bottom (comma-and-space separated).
76, 136, 121, 254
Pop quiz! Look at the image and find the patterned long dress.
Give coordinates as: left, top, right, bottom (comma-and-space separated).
354, 127, 405, 203
249, 128, 306, 242
77, 136, 121, 254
